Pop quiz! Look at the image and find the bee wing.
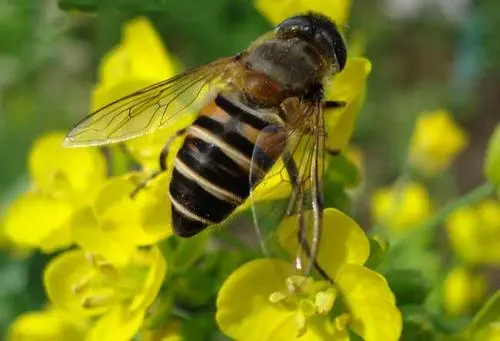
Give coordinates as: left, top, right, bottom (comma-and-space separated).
249, 98, 329, 278
64, 56, 239, 147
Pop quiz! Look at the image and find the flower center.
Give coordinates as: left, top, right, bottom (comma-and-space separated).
268, 275, 341, 337
71, 252, 148, 311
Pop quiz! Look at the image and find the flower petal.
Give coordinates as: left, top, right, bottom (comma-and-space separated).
4, 191, 73, 251
216, 259, 295, 341
87, 307, 145, 341
92, 17, 176, 112
7, 308, 87, 341
129, 246, 167, 312
29, 132, 106, 197
278, 208, 370, 279
93, 174, 173, 246
255, 0, 352, 26
71, 206, 136, 266
44, 249, 108, 317
325, 57, 372, 151
217, 259, 343, 340
335, 264, 402, 341
122, 17, 175, 82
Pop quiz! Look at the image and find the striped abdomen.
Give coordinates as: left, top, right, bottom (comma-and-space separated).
169, 93, 282, 237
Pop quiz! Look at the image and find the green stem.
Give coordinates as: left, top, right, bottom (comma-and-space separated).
421, 182, 496, 232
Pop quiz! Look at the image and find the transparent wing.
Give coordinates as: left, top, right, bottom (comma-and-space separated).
249, 97, 328, 279
64, 57, 239, 147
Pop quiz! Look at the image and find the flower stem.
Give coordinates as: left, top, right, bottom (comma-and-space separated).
421, 182, 496, 232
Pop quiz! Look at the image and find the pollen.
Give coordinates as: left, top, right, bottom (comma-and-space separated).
315, 288, 337, 314
269, 291, 287, 303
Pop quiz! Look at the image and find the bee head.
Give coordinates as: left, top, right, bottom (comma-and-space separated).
276, 13, 347, 72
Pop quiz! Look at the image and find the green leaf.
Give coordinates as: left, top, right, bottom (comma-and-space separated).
468, 291, 500, 338
58, 0, 171, 12
401, 320, 436, 341
323, 182, 350, 212
384, 269, 432, 306
58, 0, 97, 11
364, 236, 388, 269
173, 268, 216, 308
326, 153, 361, 188
399, 306, 440, 341
485, 124, 500, 186
173, 232, 210, 272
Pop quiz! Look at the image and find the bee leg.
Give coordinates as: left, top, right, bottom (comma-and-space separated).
282, 151, 333, 283
282, 150, 299, 217
324, 100, 346, 109
130, 128, 187, 198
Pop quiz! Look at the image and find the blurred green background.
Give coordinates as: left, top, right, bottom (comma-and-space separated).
1, 0, 500, 336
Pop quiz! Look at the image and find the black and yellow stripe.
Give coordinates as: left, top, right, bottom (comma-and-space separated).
169, 93, 277, 237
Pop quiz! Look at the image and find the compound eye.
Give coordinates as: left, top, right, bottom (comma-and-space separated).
277, 15, 310, 32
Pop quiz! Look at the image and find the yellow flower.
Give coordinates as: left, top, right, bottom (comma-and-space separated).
7, 306, 88, 341
216, 209, 401, 341
409, 109, 468, 176
3, 132, 107, 252
325, 57, 372, 151
443, 266, 488, 316
92, 16, 193, 172
44, 246, 166, 340
447, 200, 500, 264
71, 173, 172, 265
92, 17, 175, 111
371, 181, 432, 232
255, 0, 351, 27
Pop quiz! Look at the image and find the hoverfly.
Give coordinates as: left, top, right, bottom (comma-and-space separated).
64, 12, 348, 279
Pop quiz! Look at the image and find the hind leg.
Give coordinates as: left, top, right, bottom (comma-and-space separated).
130, 128, 186, 198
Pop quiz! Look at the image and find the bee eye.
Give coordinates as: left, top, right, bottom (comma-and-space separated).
303, 26, 313, 35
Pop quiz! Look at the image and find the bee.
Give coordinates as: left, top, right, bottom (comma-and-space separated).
64, 12, 347, 278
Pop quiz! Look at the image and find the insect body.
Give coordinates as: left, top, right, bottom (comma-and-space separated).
65, 13, 347, 274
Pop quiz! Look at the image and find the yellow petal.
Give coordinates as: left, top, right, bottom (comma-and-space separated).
409, 109, 468, 175
129, 246, 167, 312
122, 17, 175, 82
125, 116, 191, 171
71, 206, 136, 267
93, 174, 172, 246
87, 307, 145, 341
325, 57, 372, 151
255, 0, 352, 26
92, 17, 176, 111
44, 249, 108, 317
7, 308, 87, 341
217, 259, 343, 340
278, 208, 370, 279
29, 132, 106, 197
216, 259, 294, 340
446, 202, 500, 265
4, 191, 73, 251
371, 181, 431, 232
443, 266, 488, 316
335, 264, 402, 341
